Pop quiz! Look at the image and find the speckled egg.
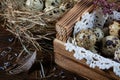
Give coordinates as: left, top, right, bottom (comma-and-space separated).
44, 6, 62, 19
102, 36, 120, 57
45, 0, 62, 8
75, 29, 97, 52
44, 1, 75, 20
109, 21, 120, 37
26, 0, 44, 11
92, 27, 104, 42
44, 6, 55, 12
59, 1, 74, 11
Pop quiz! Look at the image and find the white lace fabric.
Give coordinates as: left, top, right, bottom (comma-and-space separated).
65, 9, 120, 77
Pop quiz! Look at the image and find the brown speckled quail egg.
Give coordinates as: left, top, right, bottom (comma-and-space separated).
109, 21, 120, 37
45, 0, 62, 8
75, 29, 97, 52
102, 36, 120, 57
59, 1, 74, 11
44, 6, 55, 12
114, 47, 120, 62
92, 27, 104, 42
26, 0, 44, 11
44, 7, 62, 18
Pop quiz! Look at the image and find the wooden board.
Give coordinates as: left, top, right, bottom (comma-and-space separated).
54, 39, 120, 80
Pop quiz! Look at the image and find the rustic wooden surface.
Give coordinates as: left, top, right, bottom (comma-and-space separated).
54, 39, 120, 80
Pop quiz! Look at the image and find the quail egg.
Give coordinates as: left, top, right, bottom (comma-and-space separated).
44, 6, 55, 12
44, 7, 62, 19
44, 1, 74, 20
59, 1, 74, 11
45, 0, 62, 8
92, 27, 104, 42
114, 47, 120, 62
102, 36, 120, 57
109, 21, 120, 37
26, 0, 44, 11
75, 29, 97, 52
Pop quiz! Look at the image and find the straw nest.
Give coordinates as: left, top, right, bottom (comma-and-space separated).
0, 0, 77, 74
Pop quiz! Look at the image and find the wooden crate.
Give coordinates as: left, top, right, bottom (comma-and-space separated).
54, 0, 120, 79
56, 0, 94, 42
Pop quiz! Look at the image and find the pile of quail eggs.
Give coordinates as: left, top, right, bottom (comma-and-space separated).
75, 21, 120, 62
25, 0, 76, 19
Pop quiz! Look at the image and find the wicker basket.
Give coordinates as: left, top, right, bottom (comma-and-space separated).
54, 0, 120, 80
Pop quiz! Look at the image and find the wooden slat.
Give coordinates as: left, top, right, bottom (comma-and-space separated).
55, 53, 109, 80
54, 39, 120, 80
57, 0, 90, 26
61, 0, 90, 26
57, 0, 86, 26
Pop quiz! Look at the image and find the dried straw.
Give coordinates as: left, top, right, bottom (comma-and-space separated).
0, 0, 77, 75
0, 0, 50, 51
0, 0, 77, 52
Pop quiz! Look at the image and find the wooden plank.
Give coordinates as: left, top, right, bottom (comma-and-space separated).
55, 53, 109, 80
63, 0, 91, 27
54, 39, 120, 80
